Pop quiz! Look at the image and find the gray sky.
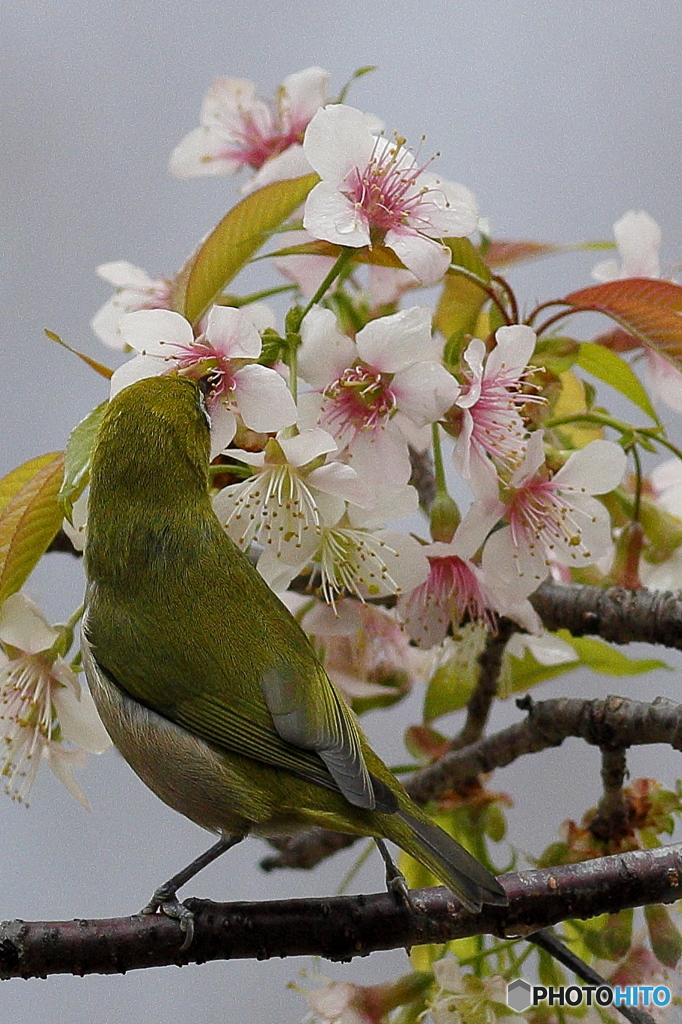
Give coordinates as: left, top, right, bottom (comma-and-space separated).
2, 1, 681, 1021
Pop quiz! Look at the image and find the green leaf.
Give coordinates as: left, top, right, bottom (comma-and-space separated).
507, 630, 667, 695
506, 647, 581, 692
435, 238, 491, 349
0, 453, 65, 604
58, 401, 108, 521
557, 630, 669, 675
424, 660, 476, 720
576, 341, 659, 422
173, 173, 319, 325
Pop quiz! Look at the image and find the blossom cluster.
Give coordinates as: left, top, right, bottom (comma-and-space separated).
3, 64, 682, 1015
6, 64, 682, 808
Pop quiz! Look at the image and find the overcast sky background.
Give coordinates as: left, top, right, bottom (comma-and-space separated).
2, 1, 682, 1021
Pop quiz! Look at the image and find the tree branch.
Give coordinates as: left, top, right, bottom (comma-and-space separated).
2, 845, 680, 979
530, 581, 682, 650
264, 695, 682, 873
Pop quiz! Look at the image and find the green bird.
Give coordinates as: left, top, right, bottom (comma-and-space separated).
81, 374, 507, 945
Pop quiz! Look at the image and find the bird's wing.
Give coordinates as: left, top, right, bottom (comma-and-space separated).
82, 601, 389, 810
260, 662, 376, 809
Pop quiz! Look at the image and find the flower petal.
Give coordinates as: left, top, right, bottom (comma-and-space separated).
231, 364, 297, 433
205, 305, 263, 359
355, 306, 433, 373
552, 440, 626, 494
303, 104, 376, 182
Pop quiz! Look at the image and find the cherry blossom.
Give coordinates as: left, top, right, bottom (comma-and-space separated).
212, 427, 372, 581
110, 306, 297, 458
91, 261, 172, 349
398, 538, 541, 650
302, 104, 477, 285
457, 432, 627, 594
298, 305, 460, 484
453, 324, 541, 479
169, 67, 329, 192
0, 593, 111, 806
592, 210, 682, 414
295, 488, 429, 604
428, 955, 513, 1024
302, 599, 428, 704
592, 209, 662, 282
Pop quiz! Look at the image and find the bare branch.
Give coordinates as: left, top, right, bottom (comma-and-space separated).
591, 747, 629, 841
2, 845, 681, 979
265, 695, 682, 873
452, 619, 517, 751
530, 581, 682, 650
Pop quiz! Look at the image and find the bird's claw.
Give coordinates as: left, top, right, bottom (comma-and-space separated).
385, 865, 411, 906
141, 890, 195, 950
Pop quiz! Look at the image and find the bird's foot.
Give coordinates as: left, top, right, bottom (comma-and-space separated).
141, 887, 195, 950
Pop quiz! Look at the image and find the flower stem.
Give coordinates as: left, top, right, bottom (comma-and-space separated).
298, 247, 356, 323
431, 422, 448, 495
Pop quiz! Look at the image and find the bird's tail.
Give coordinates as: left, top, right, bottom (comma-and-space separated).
394, 807, 508, 912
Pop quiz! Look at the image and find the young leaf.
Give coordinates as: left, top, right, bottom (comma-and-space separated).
558, 631, 668, 675
435, 238, 491, 346
58, 401, 108, 521
484, 239, 565, 268
44, 330, 113, 379
173, 173, 319, 325
576, 342, 659, 422
0, 453, 61, 514
0, 453, 66, 604
564, 278, 682, 373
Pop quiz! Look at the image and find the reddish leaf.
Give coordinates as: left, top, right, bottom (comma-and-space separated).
485, 240, 564, 268
564, 278, 682, 372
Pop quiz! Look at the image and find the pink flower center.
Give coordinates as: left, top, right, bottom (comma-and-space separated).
342, 138, 435, 238
322, 364, 396, 442
508, 477, 586, 557
428, 556, 496, 629
226, 109, 307, 170
166, 340, 236, 404
459, 374, 532, 469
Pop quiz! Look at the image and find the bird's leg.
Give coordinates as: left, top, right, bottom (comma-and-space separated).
374, 838, 410, 904
142, 833, 245, 950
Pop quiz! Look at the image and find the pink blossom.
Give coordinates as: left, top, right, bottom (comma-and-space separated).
454, 324, 541, 479
298, 305, 460, 484
398, 539, 540, 649
457, 432, 627, 594
303, 104, 477, 285
0, 593, 111, 807
111, 307, 297, 458
91, 261, 172, 349
170, 68, 329, 191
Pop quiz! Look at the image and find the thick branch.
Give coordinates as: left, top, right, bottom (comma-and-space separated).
530, 581, 682, 650
2, 845, 680, 979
